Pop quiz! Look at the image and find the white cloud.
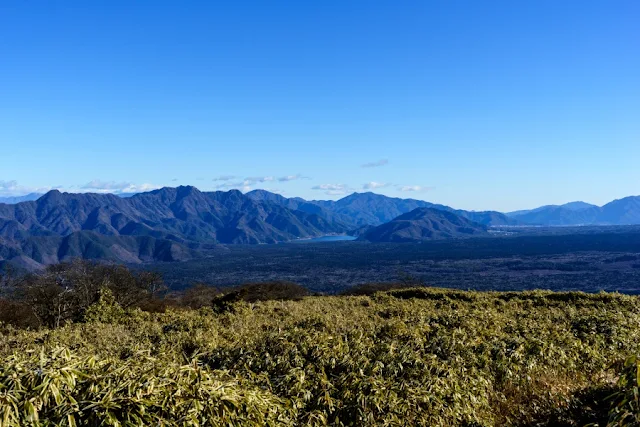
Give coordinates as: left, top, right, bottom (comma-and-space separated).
244, 176, 275, 184
214, 180, 253, 191
312, 184, 346, 191
0, 180, 50, 197
311, 183, 350, 195
363, 182, 389, 190
277, 174, 309, 182
0, 180, 19, 192
213, 174, 307, 185
264, 188, 285, 195
82, 180, 131, 190
361, 159, 389, 168
214, 179, 254, 190
398, 185, 434, 192
1, 179, 160, 197
212, 175, 236, 182
213, 182, 233, 190
81, 180, 160, 194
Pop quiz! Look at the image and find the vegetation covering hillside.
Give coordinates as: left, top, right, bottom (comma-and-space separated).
0, 186, 348, 267
249, 190, 517, 227
359, 207, 488, 242
1, 265, 640, 426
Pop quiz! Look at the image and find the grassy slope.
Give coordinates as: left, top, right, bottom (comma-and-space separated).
1, 288, 640, 426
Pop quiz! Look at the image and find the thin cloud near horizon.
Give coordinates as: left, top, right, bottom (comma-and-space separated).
363, 182, 390, 190
0, 179, 161, 197
398, 185, 435, 193
81, 180, 160, 194
361, 159, 389, 168
1, 178, 431, 198
312, 183, 351, 196
212, 175, 236, 182
0, 180, 51, 197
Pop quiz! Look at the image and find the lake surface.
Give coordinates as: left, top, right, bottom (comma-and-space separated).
291, 235, 357, 243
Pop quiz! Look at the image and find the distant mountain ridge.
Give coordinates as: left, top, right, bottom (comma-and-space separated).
359, 208, 488, 242
248, 190, 518, 228
0, 186, 347, 267
3, 186, 640, 268
507, 197, 640, 226
0, 192, 137, 205
0, 193, 43, 204
507, 201, 598, 217
246, 190, 353, 227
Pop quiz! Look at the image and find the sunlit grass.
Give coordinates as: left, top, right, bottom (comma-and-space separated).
1, 288, 639, 425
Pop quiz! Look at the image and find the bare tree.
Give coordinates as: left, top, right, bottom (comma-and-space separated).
11, 259, 167, 328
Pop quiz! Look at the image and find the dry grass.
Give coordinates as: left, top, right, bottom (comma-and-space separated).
1, 288, 640, 425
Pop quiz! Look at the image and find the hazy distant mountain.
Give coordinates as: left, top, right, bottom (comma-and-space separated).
454, 210, 519, 226
250, 191, 517, 228
507, 201, 598, 217
319, 192, 519, 227
359, 208, 488, 242
0, 193, 43, 204
562, 201, 599, 211
508, 205, 601, 226
0, 186, 348, 267
310, 192, 449, 227
507, 197, 640, 226
246, 189, 352, 227
0, 192, 141, 205
598, 196, 640, 225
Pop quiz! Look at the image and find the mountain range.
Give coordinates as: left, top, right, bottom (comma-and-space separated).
247, 190, 517, 227
0, 193, 43, 204
506, 197, 640, 226
0, 187, 345, 268
506, 201, 598, 217
1, 186, 640, 268
4, 189, 639, 227
358, 208, 488, 242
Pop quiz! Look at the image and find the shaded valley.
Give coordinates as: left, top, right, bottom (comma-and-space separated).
147, 228, 640, 294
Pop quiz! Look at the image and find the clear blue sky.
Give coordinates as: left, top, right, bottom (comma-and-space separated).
0, 0, 638, 211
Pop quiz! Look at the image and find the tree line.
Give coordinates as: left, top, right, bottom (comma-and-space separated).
0, 260, 316, 329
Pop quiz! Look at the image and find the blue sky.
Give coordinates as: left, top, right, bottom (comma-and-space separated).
0, 0, 638, 211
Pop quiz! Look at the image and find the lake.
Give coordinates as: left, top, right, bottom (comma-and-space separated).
290, 235, 357, 243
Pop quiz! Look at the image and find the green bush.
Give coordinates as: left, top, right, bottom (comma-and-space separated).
83, 288, 126, 323
608, 355, 640, 426
0, 347, 292, 426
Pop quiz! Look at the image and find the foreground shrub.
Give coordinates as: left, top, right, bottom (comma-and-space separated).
235, 281, 310, 302
83, 288, 126, 323
2, 288, 640, 425
0, 347, 292, 426
608, 355, 640, 426
338, 281, 416, 296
